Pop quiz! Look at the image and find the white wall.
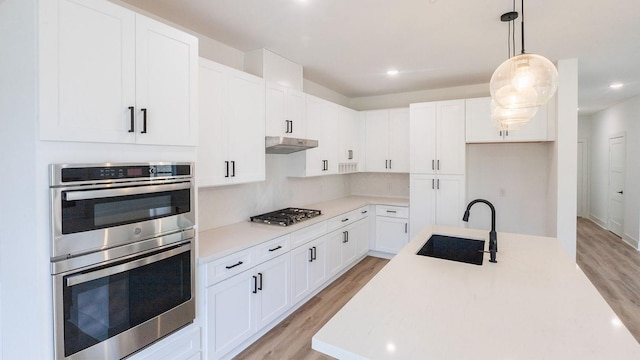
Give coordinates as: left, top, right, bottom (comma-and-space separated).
586, 95, 640, 248
466, 143, 553, 236
349, 173, 410, 198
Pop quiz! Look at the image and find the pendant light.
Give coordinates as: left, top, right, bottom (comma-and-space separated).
490, 0, 558, 112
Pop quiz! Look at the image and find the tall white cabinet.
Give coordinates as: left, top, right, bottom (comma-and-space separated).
265, 81, 306, 137
409, 100, 466, 238
39, 0, 198, 146
198, 58, 265, 187
363, 108, 410, 173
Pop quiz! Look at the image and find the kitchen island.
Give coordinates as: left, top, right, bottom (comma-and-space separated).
312, 225, 640, 359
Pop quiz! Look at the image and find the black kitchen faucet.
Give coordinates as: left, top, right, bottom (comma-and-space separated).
462, 199, 498, 263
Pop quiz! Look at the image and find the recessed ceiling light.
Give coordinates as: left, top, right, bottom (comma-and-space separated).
387, 69, 399, 76
609, 83, 624, 89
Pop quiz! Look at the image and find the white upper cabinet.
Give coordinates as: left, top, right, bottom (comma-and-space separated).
198, 58, 265, 187
364, 108, 410, 173
338, 106, 362, 172
465, 97, 552, 143
289, 95, 339, 177
410, 100, 466, 175
39, 0, 198, 146
265, 81, 306, 137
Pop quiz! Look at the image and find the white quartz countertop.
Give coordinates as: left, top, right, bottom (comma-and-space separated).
312, 225, 640, 359
198, 196, 408, 263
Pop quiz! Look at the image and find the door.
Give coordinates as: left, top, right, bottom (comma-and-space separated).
435, 175, 466, 228
375, 216, 409, 254
608, 134, 625, 237
410, 102, 437, 174
409, 175, 436, 238
39, 0, 136, 143
135, 15, 197, 146
436, 100, 466, 174
326, 231, 344, 278
388, 108, 410, 173
206, 269, 256, 358
364, 110, 390, 172
290, 244, 312, 305
255, 254, 290, 329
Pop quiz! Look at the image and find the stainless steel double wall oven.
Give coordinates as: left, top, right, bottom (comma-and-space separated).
49, 163, 196, 360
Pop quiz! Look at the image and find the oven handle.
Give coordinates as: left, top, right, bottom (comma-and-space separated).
64, 182, 191, 201
65, 243, 190, 287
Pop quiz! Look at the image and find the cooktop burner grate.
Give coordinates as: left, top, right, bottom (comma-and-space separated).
250, 207, 322, 226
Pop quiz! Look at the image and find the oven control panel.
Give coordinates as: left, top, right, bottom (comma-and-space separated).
50, 163, 193, 185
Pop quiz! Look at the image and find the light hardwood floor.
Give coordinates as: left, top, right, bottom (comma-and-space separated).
234, 256, 389, 360
234, 220, 640, 359
576, 217, 640, 343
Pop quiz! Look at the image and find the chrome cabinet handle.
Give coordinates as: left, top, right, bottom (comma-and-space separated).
257, 272, 263, 291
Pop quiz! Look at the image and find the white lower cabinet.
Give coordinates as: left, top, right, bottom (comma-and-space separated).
326, 221, 361, 278
291, 236, 327, 305
128, 325, 201, 360
374, 205, 409, 254
205, 253, 290, 360
409, 174, 465, 238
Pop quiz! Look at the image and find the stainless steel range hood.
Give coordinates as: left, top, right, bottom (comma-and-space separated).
265, 136, 318, 154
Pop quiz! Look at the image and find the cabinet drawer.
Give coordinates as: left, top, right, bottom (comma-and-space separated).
254, 234, 290, 264
205, 247, 254, 286
327, 209, 360, 232
291, 221, 327, 248
376, 205, 409, 218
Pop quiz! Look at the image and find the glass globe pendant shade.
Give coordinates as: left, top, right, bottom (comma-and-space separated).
491, 99, 538, 131
490, 53, 559, 109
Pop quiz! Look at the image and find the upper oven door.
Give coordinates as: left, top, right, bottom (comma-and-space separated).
51, 178, 195, 260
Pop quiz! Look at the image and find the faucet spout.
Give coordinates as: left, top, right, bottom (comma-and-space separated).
462, 199, 498, 263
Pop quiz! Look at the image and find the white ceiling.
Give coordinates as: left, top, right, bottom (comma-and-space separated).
120, 0, 640, 114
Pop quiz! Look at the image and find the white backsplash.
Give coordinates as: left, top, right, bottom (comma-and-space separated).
198, 155, 350, 231
197, 155, 412, 231
349, 172, 410, 198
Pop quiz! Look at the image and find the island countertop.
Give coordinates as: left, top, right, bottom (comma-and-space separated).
312, 225, 640, 359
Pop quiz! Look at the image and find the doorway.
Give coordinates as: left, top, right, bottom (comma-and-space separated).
607, 134, 625, 237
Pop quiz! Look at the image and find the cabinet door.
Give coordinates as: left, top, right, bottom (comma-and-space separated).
255, 254, 290, 329
504, 104, 548, 142
354, 217, 370, 257
364, 110, 390, 172
135, 15, 198, 146
375, 216, 409, 254
388, 108, 410, 173
465, 97, 503, 143
409, 175, 436, 238
198, 59, 228, 187
206, 270, 256, 359
309, 237, 328, 290
410, 103, 437, 174
436, 100, 466, 174
339, 107, 361, 164
290, 244, 313, 305
286, 88, 306, 138
435, 175, 466, 228
265, 82, 287, 137
326, 231, 344, 278
341, 227, 358, 266
39, 0, 136, 143
227, 71, 265, 184
304, 95, 328, 176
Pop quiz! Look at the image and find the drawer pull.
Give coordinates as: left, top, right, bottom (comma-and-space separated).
341, 218, 349, 222
268, 245, 283, 252
361, 210, 368, 214
386, 210, 397, 213
225, 261, 243, 269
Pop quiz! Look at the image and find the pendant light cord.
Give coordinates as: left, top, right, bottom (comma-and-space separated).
520, 0, 525, 54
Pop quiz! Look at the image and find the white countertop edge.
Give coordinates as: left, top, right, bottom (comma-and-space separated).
197, 195, 409, 263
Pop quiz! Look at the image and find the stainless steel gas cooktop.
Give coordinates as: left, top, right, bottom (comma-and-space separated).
250, 207, 322, 226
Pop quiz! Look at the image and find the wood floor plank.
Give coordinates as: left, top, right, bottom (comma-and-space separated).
234, 256, 389, 360
576, 217, 640, 343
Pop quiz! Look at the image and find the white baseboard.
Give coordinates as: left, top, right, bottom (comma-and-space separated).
588, 214, 607, 229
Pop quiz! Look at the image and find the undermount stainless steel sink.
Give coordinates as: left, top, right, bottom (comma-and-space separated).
417, 234, 485, 265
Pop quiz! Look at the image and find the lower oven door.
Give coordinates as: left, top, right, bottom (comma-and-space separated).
52, 240, 195, 360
